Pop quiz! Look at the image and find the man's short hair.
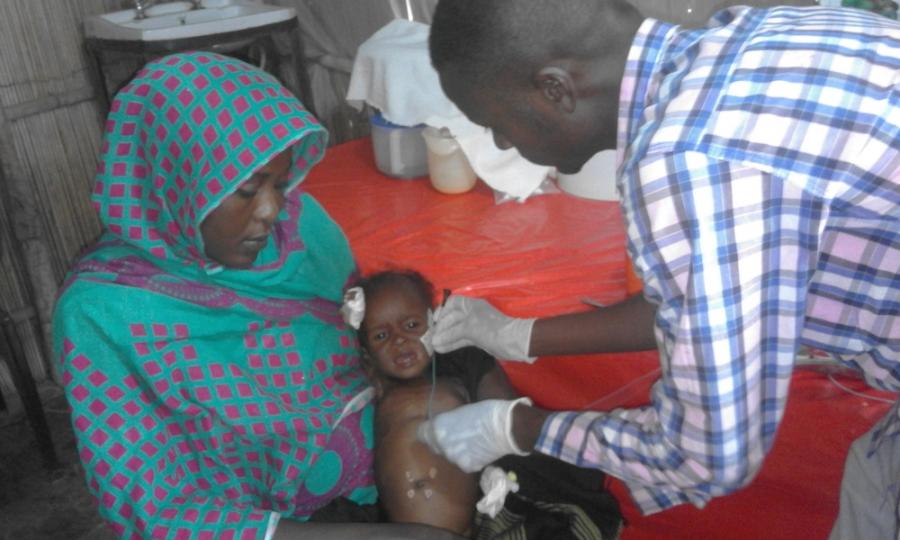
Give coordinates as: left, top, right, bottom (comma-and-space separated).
429, 0, 603, 87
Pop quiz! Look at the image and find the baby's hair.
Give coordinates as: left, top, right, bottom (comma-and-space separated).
353, 269, 436, 350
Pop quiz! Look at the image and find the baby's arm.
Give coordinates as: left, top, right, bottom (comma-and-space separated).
375, 381, 478, 536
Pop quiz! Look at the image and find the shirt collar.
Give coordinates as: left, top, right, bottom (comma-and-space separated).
616, 18, 679, 167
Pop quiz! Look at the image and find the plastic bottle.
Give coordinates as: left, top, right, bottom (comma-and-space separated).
370, 111, 428, 179
421, 127, 477, 194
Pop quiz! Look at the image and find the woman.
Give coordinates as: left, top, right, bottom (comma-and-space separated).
53, 52, 460, 539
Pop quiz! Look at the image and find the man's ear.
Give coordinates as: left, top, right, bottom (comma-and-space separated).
535, 66, 576, 114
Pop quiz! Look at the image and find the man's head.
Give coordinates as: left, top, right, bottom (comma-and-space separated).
429, 0, 642, 173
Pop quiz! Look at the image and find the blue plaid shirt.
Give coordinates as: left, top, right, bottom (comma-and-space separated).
536, 6, 900, 514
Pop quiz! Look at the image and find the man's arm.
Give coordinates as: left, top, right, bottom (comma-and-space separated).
432, 293, 656, 362
530, 293, 657, 356
424, 156, 822, 514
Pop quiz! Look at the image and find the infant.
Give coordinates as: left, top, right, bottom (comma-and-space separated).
344, 269, 622, 539
346, 270, 519, 536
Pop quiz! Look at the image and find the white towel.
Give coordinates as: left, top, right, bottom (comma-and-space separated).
346, 19, 552, 201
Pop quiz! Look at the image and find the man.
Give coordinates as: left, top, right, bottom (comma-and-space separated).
416, 1, 900, 538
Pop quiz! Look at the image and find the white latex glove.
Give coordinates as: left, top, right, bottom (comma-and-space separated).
416, 397, 532, 473
431, 295, 536, 362
419, 308, 435, 357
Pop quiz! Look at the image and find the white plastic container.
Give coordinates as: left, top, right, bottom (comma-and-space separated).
421, 126, 477, 194
370, 111, 428, 179
556, 149, 618, 201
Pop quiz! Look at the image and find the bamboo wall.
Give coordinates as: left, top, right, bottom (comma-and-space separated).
0, 0, 129, 406
0, 0, 817, 409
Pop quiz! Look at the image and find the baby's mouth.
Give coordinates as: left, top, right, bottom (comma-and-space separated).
393, 351, 418, 369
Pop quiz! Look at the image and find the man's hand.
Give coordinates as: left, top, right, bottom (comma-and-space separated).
416, 397, 532, 472
432, 296, 536, 362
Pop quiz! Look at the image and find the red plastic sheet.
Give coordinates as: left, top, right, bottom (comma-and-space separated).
304, 139, 895, 540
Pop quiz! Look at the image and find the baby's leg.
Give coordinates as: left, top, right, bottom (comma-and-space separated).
375, 381, 478, 536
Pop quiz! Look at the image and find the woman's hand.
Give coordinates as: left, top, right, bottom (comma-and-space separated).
274, 520, 467, 539
432, 296, 536, 362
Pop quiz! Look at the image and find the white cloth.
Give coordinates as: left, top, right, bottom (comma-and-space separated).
346, 19, 553, 201
477, 466, 520, 518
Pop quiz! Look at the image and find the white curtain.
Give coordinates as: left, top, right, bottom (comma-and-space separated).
272, 0, 436, 144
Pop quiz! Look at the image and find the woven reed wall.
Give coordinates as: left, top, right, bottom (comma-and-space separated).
0, 0, 133, 406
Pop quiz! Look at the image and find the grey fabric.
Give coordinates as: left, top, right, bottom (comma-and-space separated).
830, 400, 900, 540
471, 496, 612, 540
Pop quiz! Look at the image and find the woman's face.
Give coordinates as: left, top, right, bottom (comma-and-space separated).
200, 148, 293, 268
363, 281, 432, 381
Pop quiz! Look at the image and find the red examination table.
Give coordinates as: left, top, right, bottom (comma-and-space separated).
304, 138, 895, 540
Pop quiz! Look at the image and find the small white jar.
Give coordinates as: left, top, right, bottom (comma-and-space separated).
421, 126, 477, 194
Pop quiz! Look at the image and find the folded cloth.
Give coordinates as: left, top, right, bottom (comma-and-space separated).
346, 19, 553, 201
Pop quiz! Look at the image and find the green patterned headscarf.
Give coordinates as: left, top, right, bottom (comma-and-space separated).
53, 52, 375, 539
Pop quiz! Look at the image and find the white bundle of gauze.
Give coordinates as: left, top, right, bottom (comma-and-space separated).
346, 19, 552, 201
476, 466, 520, 518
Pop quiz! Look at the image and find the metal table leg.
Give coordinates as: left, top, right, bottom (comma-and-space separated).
284, 24, 316, 117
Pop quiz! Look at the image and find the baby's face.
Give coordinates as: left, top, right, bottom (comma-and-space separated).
363, 282, 432, 381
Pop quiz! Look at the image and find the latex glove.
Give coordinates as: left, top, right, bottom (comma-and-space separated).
416, 397, 532, 473
431, 295, 536, 362
419, 309, 435, 357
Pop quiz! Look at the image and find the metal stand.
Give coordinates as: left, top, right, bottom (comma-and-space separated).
84, 17, 315, 117
0, 307, 59, 469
